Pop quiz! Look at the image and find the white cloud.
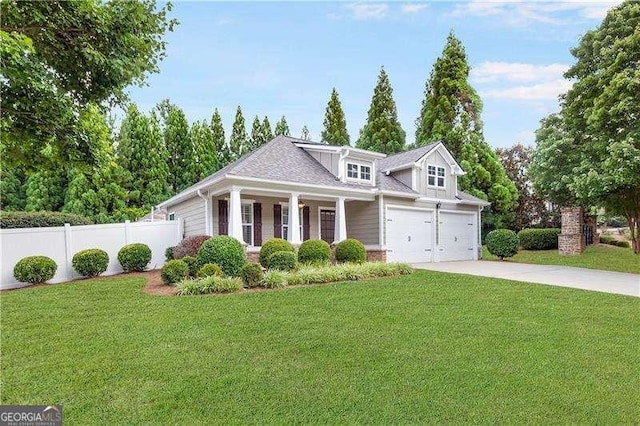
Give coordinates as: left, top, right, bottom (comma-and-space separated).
346, 3, 389, 20
401, 3, 429, 14
481, 79, 573, 100
515, 130, 536, 145
471, 62, 570, 83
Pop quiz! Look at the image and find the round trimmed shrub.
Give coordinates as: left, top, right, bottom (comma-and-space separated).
259, 238, 295, 268
72, 248, 109, 277
180, 255, 199, 277
161, 260, 189, 285
268, 251, 297, 271
173, 235, 211, 259
517, 228, 560, 250
486, 229, 519, 260
165, 246, 176, 261
14, 256, 57, 284
298, 239, 331, 265
117, 243, 152, 272
335, 238, 366, 264
241, 263, 264, 288
197, 235, 247, 277
197, 263, 223, 278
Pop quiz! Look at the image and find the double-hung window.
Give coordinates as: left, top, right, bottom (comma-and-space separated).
347, 163, 359, 179
428, 165, 446, 188
346, 162, 372, 182
281, 205, 303, 241
241, 203, 253, 245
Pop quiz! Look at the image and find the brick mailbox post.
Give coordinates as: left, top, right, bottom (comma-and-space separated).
559, 207, 584, 255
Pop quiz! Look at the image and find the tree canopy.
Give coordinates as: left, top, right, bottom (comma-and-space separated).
321, 88, 350, 146
229, 106, 248, 162
275, 116, 290, 136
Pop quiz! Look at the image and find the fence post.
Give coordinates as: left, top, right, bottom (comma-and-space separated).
124, 220, 131, 245
64, 223, 73, 281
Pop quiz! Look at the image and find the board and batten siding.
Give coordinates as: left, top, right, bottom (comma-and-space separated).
392, 169, 413, 189
419, 150, 456, 199
169, 196, 206, 237
309, 151, 340, 176
345, 200, 379, 245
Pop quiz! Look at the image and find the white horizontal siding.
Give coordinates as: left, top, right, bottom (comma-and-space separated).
170, 196, 206, 237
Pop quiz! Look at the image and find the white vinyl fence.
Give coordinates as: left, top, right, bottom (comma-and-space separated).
0, 220, 183, 290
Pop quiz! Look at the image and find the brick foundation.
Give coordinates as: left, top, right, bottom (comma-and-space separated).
559, 207, 584, 255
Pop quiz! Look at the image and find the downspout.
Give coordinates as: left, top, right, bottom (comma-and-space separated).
338, 147, 350, 182
196, 189, 210, 235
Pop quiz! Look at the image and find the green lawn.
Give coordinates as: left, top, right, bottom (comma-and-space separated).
2, 272, 639, 424
482, 244, 640, 274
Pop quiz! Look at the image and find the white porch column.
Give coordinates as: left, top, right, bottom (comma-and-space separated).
288, 192, 302, 244
334, 196, 347, 244
228, 187, 244, 243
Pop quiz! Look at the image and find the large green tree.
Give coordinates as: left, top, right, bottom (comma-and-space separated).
117, 105, 170, 209
274, 116, 290, 136
155, 100, 194, 192
416, 33, 517, 231
531, 1, 640, 252
321, 88, 350, 146
0, 0, 176, 167
300, 125, 311, 141
261, 116, 274, 142
249, 115, 269, 151
24, 170, 66, 212
356, 67, 406, 154
191, 120, 218, 181
229, 106, 248, 162
210, 108, 229, 167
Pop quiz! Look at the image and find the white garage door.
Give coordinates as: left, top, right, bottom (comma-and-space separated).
439, 212, 476, 261
386, 208, 434, 263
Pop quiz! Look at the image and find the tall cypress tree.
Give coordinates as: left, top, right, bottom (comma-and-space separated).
274, 116, 290, 136
155, 100, 194, 192
416, 32, 518, 231
301, 125, 311, 140
321, 88, 349, 146
356, 67, 406, 154
229, 106, 248, 162
261, 116, 273, 141
191, 120, 218, 181
249, 115, 266, 151
117, 104, 170, 208
210, 108, 229, 167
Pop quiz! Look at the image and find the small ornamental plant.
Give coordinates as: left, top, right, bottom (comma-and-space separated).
335, 239, 366, 263
14, 256, 57, 284
72, 248, 109, 277
118, 243, 152, 272
486, 229, 519, 260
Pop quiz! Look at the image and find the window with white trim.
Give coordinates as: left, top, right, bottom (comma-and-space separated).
346, 162, 372, 182
168, 212, 176, 221
282, 205, 303, 241
241, 203, 253, 245
428, 165, 446, 188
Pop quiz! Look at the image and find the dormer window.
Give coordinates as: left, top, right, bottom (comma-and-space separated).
346, 162, 372, 182
428, 165, 446, 188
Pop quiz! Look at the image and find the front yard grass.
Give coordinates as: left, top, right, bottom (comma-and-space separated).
2, 271, 639, 423
483, 244, 640, 274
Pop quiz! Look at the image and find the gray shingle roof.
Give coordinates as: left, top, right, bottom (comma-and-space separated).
378, 142, 440, 171
456, 191, 490, 205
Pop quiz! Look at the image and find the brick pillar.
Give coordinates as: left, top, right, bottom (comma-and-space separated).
559, 207, 584, 255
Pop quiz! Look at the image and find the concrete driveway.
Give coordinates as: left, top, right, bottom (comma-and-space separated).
413, 261, 640, 297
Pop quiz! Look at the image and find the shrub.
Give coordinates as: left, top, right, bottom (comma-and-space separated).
600, 235, 631, 248
260, 270, 288, 288
173, 235, 211, 259
197, 236, 247, 277
161, 260, 189, 285
117, 243, 152, 272
298, 239, 331, 265
72, 249, 109, 277
518, 228, 561, 250
13, 256, 57, 284
176, 276, 242, 295
197, 263, 223, 278
486, 229, 519, 260
180, 256, 199, 277
165, 246, 176, 261
0, 211, 93, 228
241, 263, 263, 288
335, 238, 366, 263
259, 238, 295, 268
268, 251, 297, 271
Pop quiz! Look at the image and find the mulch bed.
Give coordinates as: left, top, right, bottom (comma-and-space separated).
142, 270, 177, 296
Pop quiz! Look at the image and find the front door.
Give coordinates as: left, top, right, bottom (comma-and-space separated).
320, 209, 335, 243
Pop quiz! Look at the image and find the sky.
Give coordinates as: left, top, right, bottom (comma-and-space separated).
125, 0, 622, 149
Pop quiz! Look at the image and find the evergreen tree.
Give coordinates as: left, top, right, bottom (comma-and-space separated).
155, 100, 194, 192
301, 125, 311, 140
210, 108, 229, 167
117, 104, 170, 209
274, 116, 290, 136
416, 33, 518, 232
261, 116, 274, 141
191, 120, 218, 181
24, 170, 66, 212
249, 115, 267, 151
229, 106, 248, 162
356, 67, 406, 154
0, 143, 26, 210
321, 88, 350, 146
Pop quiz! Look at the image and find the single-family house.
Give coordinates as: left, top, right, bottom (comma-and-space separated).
157, 135, 489, 263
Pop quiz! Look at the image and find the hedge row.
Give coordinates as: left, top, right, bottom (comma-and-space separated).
517, 228, 561, 250
600, 235, 631, 248
1, 211, 93, 228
